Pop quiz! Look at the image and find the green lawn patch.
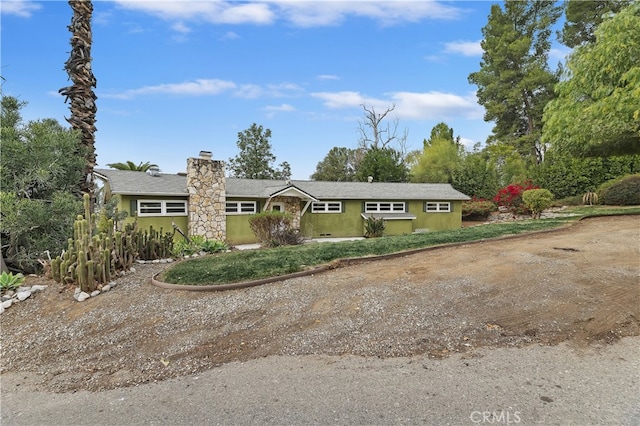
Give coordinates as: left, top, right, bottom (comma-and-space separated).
158, 207, 640, 286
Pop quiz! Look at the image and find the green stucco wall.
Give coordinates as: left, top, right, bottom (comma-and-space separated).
383, 219, 414, 235
225, 198, 263, 245
112, 195, 463, 244
300, 200, 364, 238
117, 195, 189, 241
301, 200, 463, 238
408, 200, 463, 232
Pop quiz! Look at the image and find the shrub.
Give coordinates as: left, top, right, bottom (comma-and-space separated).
0, 272, 25, 293
597, 174, 640, 206
553, 195, 583, 207
201, 239, 229, 253
248, 211, 304, 248
0, 191, 82, 273
493, 181, 539, 214
582, 191, 598, 206
364, 216, 385, 238
462, 198, 496, 220
172, 235, 228, 257
522, 189, 554, 219
271, 228, 305, 246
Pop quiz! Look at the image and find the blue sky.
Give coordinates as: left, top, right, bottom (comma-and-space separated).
2, 0, 568, 179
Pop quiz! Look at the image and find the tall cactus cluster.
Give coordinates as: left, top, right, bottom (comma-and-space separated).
135, 226, 174, 260
50, 194, 175, 292
51, 194, 134, 292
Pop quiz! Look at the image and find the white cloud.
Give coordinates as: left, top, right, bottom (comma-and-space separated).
234, 82, 303, 99
264, 103, 295, 118
103, 79, 236, 99
113, 1, 275, 25
266, 82, 304, 97
265, 103, 295, 112
311, 91, 378, 109
220, 31, 240, 41
444, 40, 483, 57
312, 90, 483, 121
457, 136, 478, 151
112, 0, 462, 27
275, 1, 461, 27
391, 91, 483, 120
171, 21, 192, 34
234, 84, 264, 99
316, 74, 340, 81
0, 0, 41, 17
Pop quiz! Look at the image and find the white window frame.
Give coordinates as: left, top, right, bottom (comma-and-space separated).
270, 202, 285, 212
226, 201, 258, 215
137, 200, 187, 217
425, 201, 451, 212
364, 201, 406, 213
312, 201, 343, 213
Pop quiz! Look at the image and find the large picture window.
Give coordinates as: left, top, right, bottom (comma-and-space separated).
226, 201, 257, 214
364, 201, 406, 213
137, 200, 187, 216
312, 201, 342, 213
425, 202, 451, 212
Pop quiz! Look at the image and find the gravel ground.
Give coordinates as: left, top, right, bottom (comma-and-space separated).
0, 215, 638, 424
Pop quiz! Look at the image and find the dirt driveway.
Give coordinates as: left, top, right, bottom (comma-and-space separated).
1, 215, 638, 394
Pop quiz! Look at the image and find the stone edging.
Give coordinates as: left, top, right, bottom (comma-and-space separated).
152, 214, 634, 292
0, 285, 48, 314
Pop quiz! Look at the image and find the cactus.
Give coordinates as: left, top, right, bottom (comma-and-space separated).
103, 249, 111, 282
78, 250, 87, 292
51, 257, 61, 282
49, 194, 175, 290
86, 260, 95, 292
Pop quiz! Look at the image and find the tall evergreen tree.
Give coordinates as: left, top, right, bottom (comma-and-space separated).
355, 147, 408, 183
311, 147, 361, 181
469, 0, 561, 164
228, 123, 291, 180
560, 0, 632, 48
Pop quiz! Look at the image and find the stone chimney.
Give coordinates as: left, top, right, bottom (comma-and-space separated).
187, 152, 226, 240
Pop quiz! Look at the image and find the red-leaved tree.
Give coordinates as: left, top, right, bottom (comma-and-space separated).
493, 181, 539, 214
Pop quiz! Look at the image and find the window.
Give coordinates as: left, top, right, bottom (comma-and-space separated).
312, 201, 342, 213
137, 200, 187, 216
425, 202, 451, 212
364, 202, 405, 213
226, 201, 257, 214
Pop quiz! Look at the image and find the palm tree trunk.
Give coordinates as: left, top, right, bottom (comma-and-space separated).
59, 0, 97, 204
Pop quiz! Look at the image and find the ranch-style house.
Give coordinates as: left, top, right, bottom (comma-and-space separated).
95, 152, 471, 245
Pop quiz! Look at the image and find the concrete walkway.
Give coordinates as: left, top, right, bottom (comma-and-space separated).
235, 237, 365, 251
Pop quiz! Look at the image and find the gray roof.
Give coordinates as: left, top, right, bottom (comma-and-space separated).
95, 169, 188, 196
95, 169, 470, 201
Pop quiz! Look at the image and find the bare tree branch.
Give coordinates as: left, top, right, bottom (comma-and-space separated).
357, 103, 408, 153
